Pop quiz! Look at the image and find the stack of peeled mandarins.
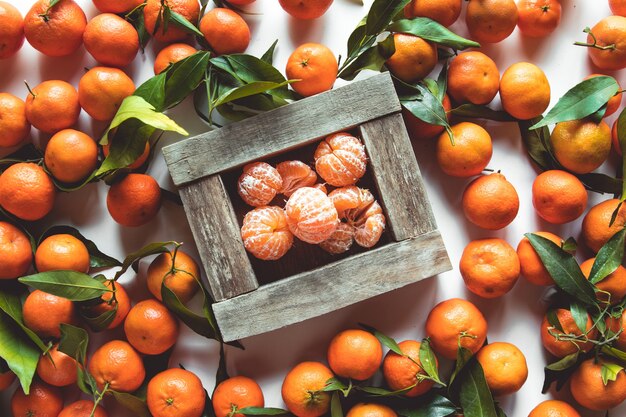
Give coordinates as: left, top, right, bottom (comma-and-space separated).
3, 0, 626, 416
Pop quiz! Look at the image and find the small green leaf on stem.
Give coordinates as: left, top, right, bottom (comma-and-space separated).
388, 18, 480, 50
601, 362, 624, 385
19, 272, 111, 302
589, 227, 626, 284
359, 323, 403, 356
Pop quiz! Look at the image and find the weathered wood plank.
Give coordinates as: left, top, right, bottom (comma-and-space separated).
163, 73, 401, 186
178, 175, 258, 301
213, 230, 451, 342
359, 113, 437, 240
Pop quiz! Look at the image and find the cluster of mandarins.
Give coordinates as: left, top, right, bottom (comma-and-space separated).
237, 132, 386, 261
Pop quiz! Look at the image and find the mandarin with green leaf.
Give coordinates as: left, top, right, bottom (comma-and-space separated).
213, 376, 264, 417
382, 340, 436, 397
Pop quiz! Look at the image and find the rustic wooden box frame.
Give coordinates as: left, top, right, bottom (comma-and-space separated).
163, 73, 451, 342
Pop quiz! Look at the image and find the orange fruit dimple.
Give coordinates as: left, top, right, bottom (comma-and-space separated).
238, 162, 283, 207
88, 339, 146, 392
0, 93, 30, 148
532, 170, 588, 224
25, 80, 81, 134
447, 51, 500, 105
436, 122, 493, 177
83, 13, 139, 68
517, 0, 562, 38
460, 238, 521, 299
36, 343, 78, 387
0, 162, 56, 221
285, 187, 339, 244
386, 34, 438, 83
499, 62, 551, 120
0, 1, 25, 59
580, 258, 626, 305
281, 361, 334, 417
462, 172, 519, 230
147, 250, 201, 303
0, 221, 33, 280
314, 133, 367, 187
124, 299, 179, 355
404, 0, 461, 27
286, 43, 338, 97
475, 342, 528, 396
528, 400, 581, 417
23, 289, 77, 339
35, 233, 90, 273
107, 173, 162, 227
278, 0, 333, 19
582, 199, 626, 253
425, 298, 488, 360
241, 206, 294, 260
11, 381, 64, 417
541, 308, 597, 358
200, 8, 250, 55
44, 129, 98, 184
212, 376, 265, 417
276, 160, 318, 197
59, 399, 109, 417
570, 358, 626, 410
144, 0, 200, 43
319, 223, 354, 254
86, 280, 131, 330
517, 231, 563, 286
382, 340, 436, 397
79, 67, 135, 122
466, 0, 519, 44
346, 403, 397, 417
327, 329, 383, 381
154, 43, 198, 74
147, 368, 206, 417
24, 0, 87, 57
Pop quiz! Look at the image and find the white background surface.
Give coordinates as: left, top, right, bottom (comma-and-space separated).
1, 0, 624, 416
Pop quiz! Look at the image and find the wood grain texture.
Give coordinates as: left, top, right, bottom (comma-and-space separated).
163, 73, 401, 186
359, 113, 437, 240
213, 230, 451, 342
178, 175, 258, 301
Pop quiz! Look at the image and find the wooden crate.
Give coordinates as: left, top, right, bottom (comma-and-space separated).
162, 73, 451, 342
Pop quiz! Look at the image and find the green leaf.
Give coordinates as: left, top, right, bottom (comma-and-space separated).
101, 96, 188, 145
530, 76, 619, 129
435, 63, 447, 102
323, 377, 349, 392
450, 104, 516, 122
419, 338, 444, 385
388, 18, 480, 50
113, 241, 176, 280
0, 286, 47, 351
19, 271, 111, 302
125, 4, 149, 50
590, 227, 626, 284
569, 301, 589, 334
398, 395, 457, 417
98, 119, 155, 175
546, 308, 565, 332
38, 226, 121, 269
577, 172, 622, 195
238, 408, 289, 416
601, 362, 624, 385
525, 233, 599, 306
112, 391, 151, 417
330, 392, 343, 417
261, 40, 278, 64
365, 0, 411, 35
542, 352, 580, 393
161, 283, 221, 341
211, 54, 288, 87
449, 345, 473, 391
163, 51, 211, 110
359, 323, 403, 355
134, 72, 168, 110
169, 9, 204, 37
58, 323, 89, 363
603, 346, 626, 362
518, 119, 558, 170
214, 81, 293, 109
400, 83, 450, 134
346, 19, 370, 59
338, 35, 395, 81
0, 312, 39, 394
459, 358, 498, 417
562, 237, 578, 253
80, 302, 117, 332
358, 384, 416, 397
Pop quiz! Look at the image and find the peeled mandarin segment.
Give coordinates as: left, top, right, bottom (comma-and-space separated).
328, 187, 386, 248
237, 162, 283, 207
241, 206, 294, 260
314, 133, 367, 187
320, 223, 355, 254
276, 160, 318, 197
285, 187, 339, 244
354, 205, 386, 248
328, 186, 361, 217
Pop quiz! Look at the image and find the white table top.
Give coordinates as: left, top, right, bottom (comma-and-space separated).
1, 1, 624, 416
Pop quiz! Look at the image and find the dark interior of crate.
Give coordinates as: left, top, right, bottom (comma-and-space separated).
221, 128, 393, 285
